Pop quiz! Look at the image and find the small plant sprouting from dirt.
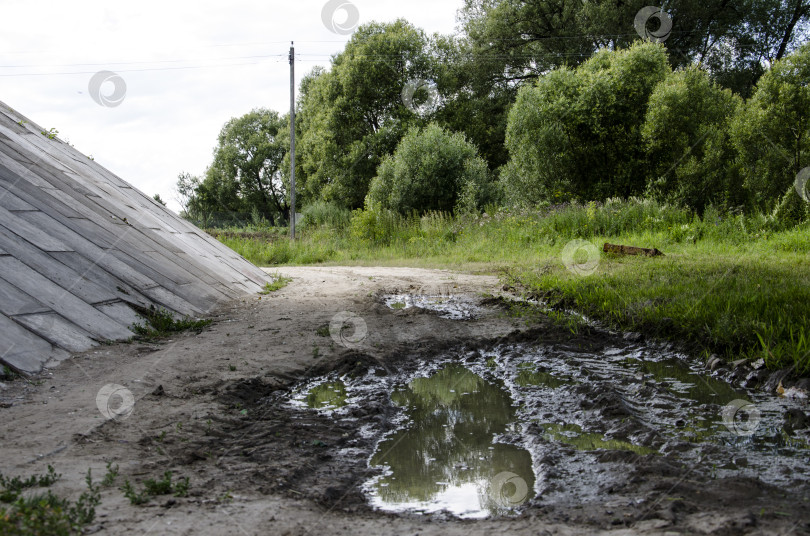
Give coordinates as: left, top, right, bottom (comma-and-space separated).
101, 462, 119, 487
316, 324, 330, 337
131, 305, 211, 340
0, 465, 61, 502
0, 467, 100, 535
0, 365, 19, 382
121, 471, 189, 506
259, 274, 292, 294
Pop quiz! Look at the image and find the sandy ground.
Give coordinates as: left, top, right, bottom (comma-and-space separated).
0, 266, 807, 535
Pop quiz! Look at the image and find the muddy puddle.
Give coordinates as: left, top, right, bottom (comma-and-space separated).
382, 293, 479, 320
288, 338, 810, 519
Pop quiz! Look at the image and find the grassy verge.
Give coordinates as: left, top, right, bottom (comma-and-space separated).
212, 199, 810, 373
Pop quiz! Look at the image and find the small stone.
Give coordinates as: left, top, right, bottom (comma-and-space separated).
152, 385, 165, 396
783, 408, 808, 434
751, 358, 765, 370
707, 356, 722, 371
731, 358, 748, 369
623, 332, 643, 343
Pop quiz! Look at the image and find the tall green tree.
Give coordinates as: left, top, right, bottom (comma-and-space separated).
366, 123, 494, 214
731, 43, 810, 209
642, 68, 742, 212
459, 0, 810, 96
207, 108, 289, 224
503, 42, 671, 204
297, 20, 434, 209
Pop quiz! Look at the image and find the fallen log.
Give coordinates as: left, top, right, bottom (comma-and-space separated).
603, 243, 664, 257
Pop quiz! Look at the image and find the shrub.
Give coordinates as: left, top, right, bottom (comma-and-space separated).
301, 200, 351, 229
366, 123, 493, 214
731, 43, 810, 209
642, 68, 742, 212
504, 42, 671, 205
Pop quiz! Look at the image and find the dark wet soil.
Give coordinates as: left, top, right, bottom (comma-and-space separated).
176, 294, 810, 532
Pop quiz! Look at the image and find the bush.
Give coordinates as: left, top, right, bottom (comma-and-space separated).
301, 200, 351, 229
731, 43, 810, 209
642, 68, 742, 213
503, 42, 671, 205
366, 123, 493, 214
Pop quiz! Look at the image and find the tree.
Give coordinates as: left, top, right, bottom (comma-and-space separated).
207, 109, 289, 224
152, 193, 167, 207
430, 34, 515, 174
503, 42, 671, 205
366, 123, 493, 214
642, 68, 742, 212
731, 43, 810, 209
459, 0, 810, 96
297, 20, 433, 209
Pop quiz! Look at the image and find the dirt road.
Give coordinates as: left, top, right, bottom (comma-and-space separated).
1, 266, 807, 535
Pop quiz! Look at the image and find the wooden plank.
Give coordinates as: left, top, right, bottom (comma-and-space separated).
0, 185, 36, 211
18, 212, 158, 291
47, 251, 153, 310
95, 302, 142, 331
0, 166, 85, 219
14, 312, 98, 353
0, 256, 133, 341
0, 276, 49, 316
0, 312, 58, 373
140, 285, 203, 317
603, 243, 665, 257
0, 205, 72, 252
0, 226, 119, 305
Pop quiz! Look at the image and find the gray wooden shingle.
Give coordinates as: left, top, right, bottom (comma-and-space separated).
0, 100, 270, 373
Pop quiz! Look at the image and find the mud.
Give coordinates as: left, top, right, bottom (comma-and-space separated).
1, 266, 808, 535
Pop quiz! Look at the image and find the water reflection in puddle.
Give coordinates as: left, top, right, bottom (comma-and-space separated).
290, 379, 348, 410
383, 294, 479, 320
288, 339, 810, 518
366, 364, 534, 519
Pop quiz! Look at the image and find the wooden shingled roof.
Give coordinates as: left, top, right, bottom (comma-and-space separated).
0, 101, 269, 374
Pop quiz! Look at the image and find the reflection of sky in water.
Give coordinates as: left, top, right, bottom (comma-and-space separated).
383, 294, 478, 320
366, 364, 534, 518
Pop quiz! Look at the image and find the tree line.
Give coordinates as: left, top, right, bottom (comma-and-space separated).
177, 0, 810, 228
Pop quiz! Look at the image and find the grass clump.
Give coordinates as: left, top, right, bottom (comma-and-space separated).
121, 471, 189, 506
132, 305, 211, 340
259, 273, 292, 294
0, 468, 100, 536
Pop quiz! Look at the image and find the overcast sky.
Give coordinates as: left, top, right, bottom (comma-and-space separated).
0, 0, 462, 212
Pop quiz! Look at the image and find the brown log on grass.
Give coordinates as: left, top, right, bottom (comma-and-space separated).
602, 243, 664, 257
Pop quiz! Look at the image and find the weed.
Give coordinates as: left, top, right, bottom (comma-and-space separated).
0, 468, 98, 535
259, 274, 292, 294
121, 480, 150, 505
132, 305, 211, 340
229, 364, 237, 372
316, 324, 330, 337
121, 471, 189, 506
0, 365, 18, 381
102, 462, 119, 487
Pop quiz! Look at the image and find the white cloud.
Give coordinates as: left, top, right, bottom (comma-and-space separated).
0, 0, 461, 211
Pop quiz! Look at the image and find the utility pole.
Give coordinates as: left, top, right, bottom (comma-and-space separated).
289, 41, 296, 240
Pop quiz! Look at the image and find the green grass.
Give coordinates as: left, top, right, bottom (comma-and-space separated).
0, 468, 100, 536
212, 198, 810, 374
259, 273, 292, 294
121, 471, 189, 506
132, 305, 212, 340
